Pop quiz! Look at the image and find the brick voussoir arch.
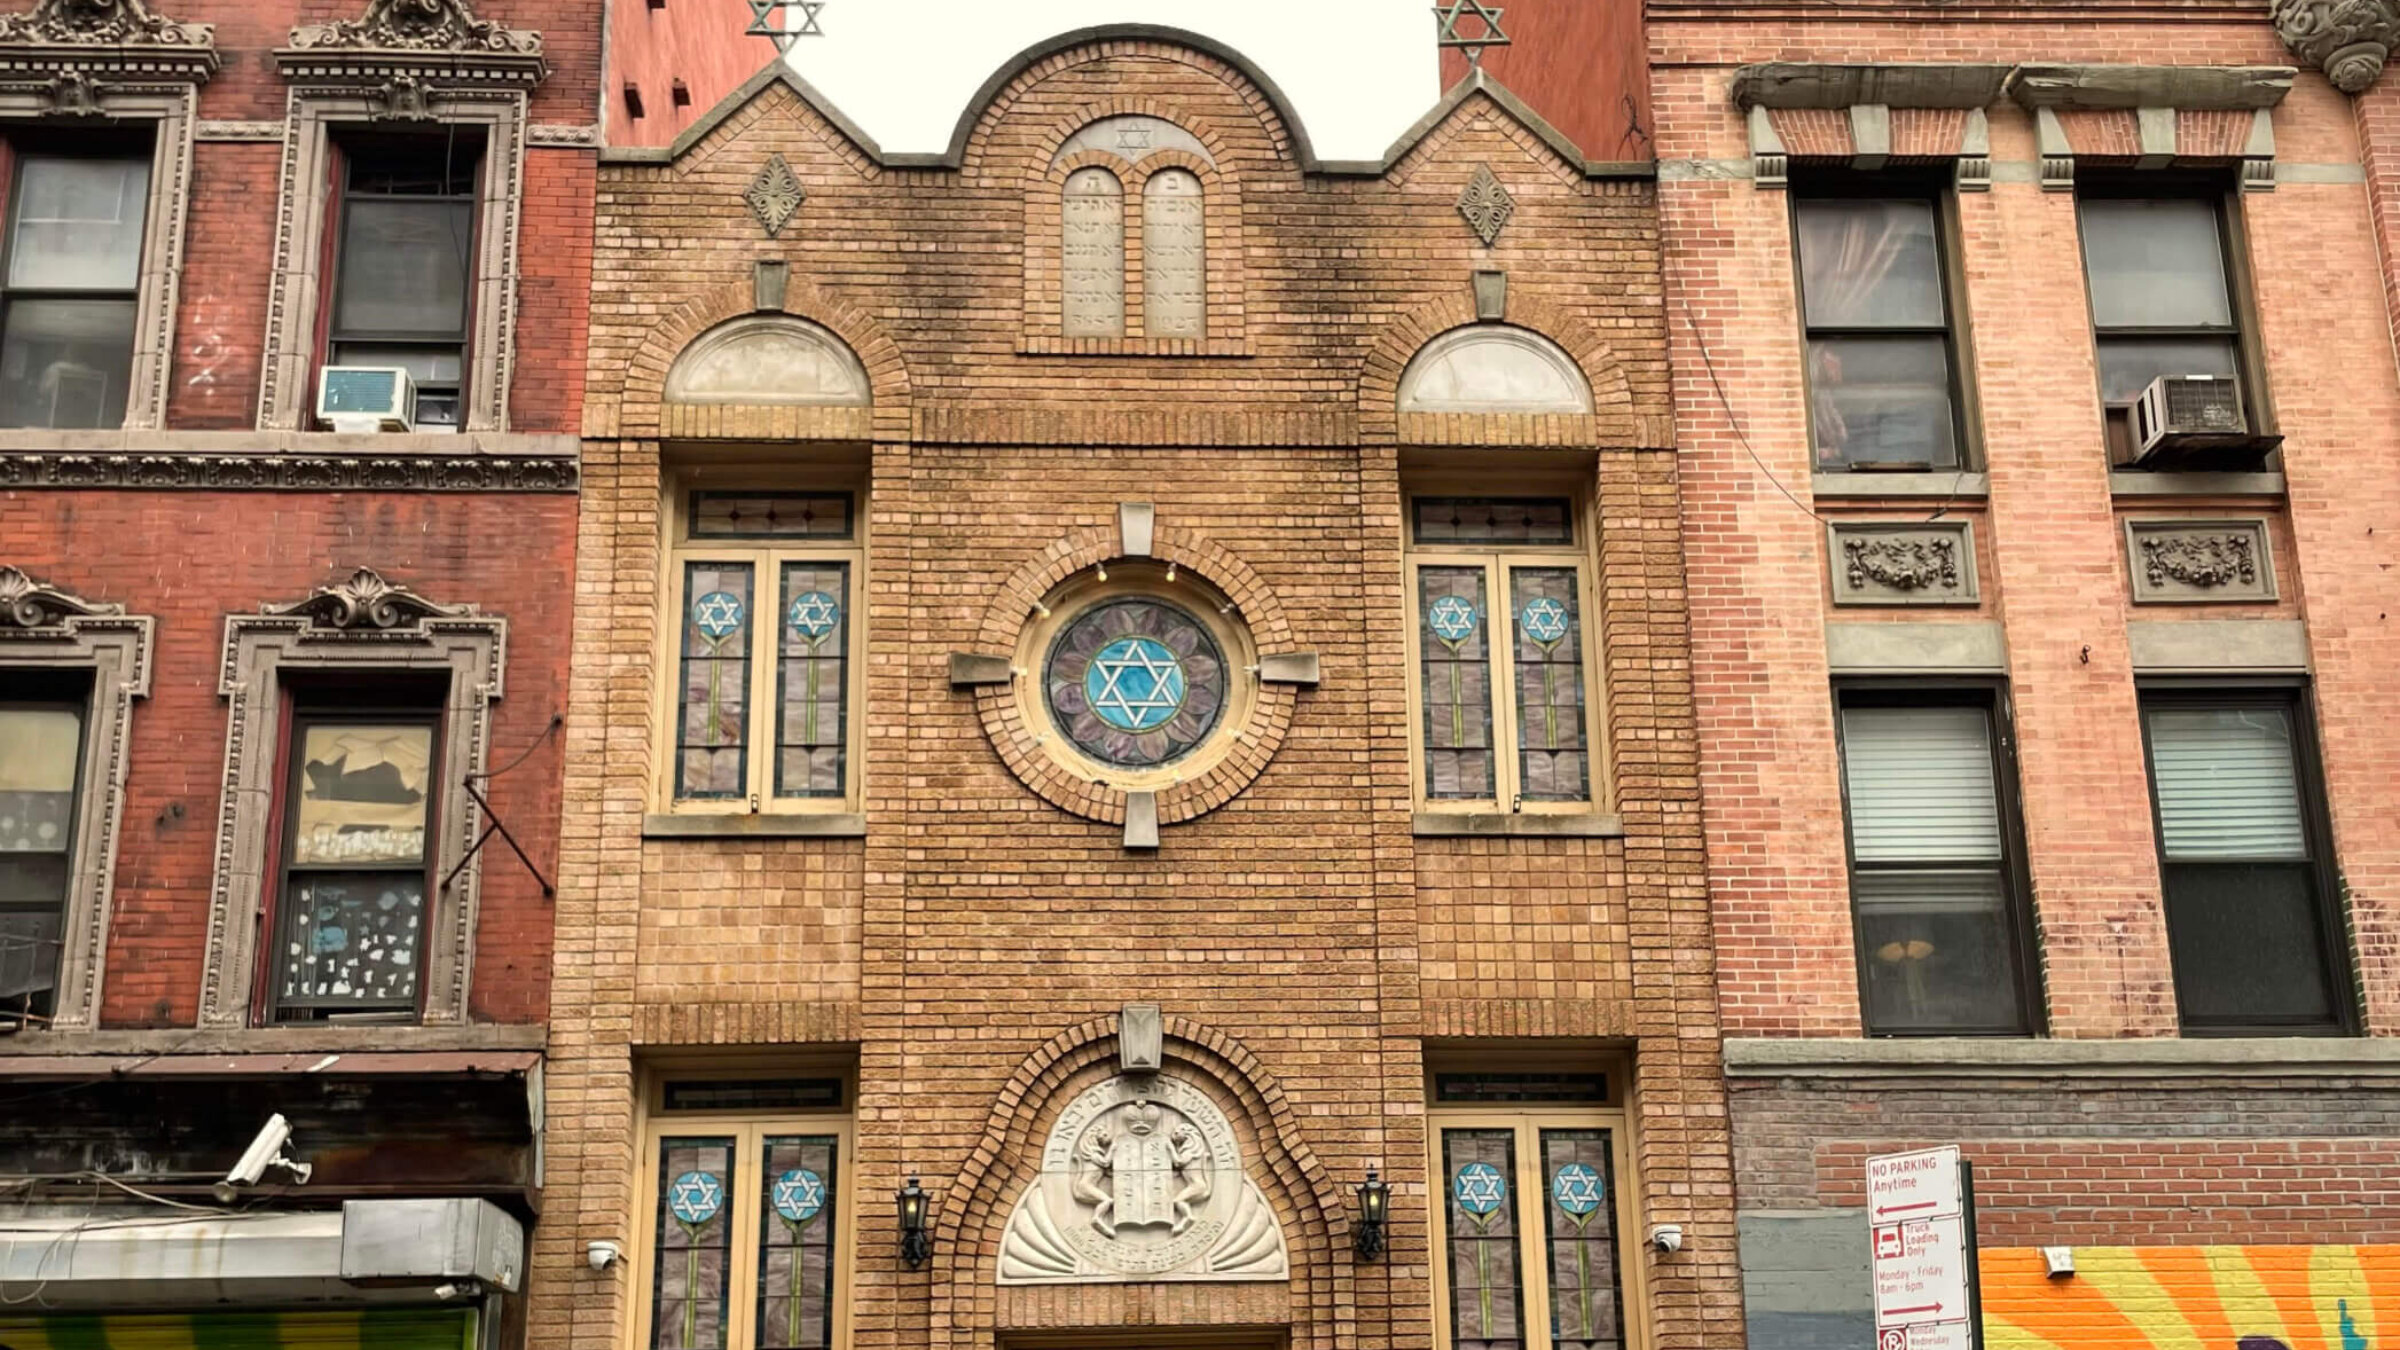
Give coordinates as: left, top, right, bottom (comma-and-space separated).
1023, 97, 1242, 183
957, 35, 1303, 176
929, 1013, 1352, 1349
1359, 291, 1640, 440
971, 524, 1300, 827
615, 274, 915, 438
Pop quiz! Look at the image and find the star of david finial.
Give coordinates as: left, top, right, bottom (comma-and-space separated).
1088, 637, 1187, 733
1433, 0, 1509, 66
747, 0, 825, 53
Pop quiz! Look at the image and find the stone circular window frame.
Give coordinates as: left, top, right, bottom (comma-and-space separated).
973, 526, 1299, 829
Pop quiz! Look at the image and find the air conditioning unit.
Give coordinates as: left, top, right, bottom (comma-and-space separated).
2130, 374, 2281, 471
317, 366, 417, 433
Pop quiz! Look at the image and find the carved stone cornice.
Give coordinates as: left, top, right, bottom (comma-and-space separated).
0, 564, 123, 630
0, 0, 218, 90
265, 566, 476, 633
0, 451, 578, 492
2274, 0, 2400, 93
279, 0, 543, 90
0, 0, 210, 49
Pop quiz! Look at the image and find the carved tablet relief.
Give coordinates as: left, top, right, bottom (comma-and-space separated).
1061, 167, 1127, 339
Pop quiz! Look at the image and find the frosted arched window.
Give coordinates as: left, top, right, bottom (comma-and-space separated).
1061, 167, 1126, 339
1143, 170, 1205, 339
664, 316, 870, 407
1398, 326, 1594, 414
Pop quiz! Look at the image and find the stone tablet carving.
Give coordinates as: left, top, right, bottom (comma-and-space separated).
1143, 170, 1205, 339
999, 1072, 1288, 1284
1061, 167, 1126, 338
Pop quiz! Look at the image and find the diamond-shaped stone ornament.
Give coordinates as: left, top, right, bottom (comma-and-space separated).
1458, 164, 1514, 247
745, 154, 806, 239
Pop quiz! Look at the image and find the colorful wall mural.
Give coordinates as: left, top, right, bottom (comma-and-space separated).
1981, 1246, 2397, 1350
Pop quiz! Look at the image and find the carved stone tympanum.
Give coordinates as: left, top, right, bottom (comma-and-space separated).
2274, 0, 2400, 92
0, 0, 211, 46
999, 1073, 1289, 1284
286, 0, 540, 55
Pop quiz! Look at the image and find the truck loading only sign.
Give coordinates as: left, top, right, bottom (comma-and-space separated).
1867, 1145, 1984, 1350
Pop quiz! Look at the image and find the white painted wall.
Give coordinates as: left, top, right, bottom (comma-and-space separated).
780, 0, 1441, 163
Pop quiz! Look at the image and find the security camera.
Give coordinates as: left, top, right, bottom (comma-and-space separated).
1648, 1224, 1684, 1254
587, 1240, 622, 1272
432, 1281, 482, 1302
211, 1113, 314, 1202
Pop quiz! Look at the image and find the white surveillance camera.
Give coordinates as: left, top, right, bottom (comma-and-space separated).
432, 1281, 482, 1302
1648, 1224, 1684, 1254
211, 1113, 314, 1202
587, 1240, 622, 1272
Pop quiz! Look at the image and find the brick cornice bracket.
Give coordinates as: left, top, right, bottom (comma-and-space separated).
2274, 0, 2399, 92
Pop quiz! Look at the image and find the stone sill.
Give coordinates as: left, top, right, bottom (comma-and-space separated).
1413, 811, 1625, 839
0, 429, 579, 456
1725, 1035, 2400, 1079
1812, 470, 1987, 500
644, 812, 868, 840
2109, 469, 2287, 497
0, 1023, 546, 1059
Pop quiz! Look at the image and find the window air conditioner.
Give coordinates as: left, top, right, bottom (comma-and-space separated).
317, 366, 418, 434
2130, 373, 2281, 472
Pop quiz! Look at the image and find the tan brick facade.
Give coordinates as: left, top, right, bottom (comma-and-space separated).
538, 32, 1736, 1350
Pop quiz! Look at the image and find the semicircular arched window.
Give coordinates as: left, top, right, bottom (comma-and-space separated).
664, 315, 871, 407
1398, 325, 1593, 415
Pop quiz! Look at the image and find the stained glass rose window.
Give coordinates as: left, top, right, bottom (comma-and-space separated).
1043, 598, 1228, 768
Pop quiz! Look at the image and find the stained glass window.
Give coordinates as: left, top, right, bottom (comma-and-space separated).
1443, 1129, 1525, 1350
756, 1136, 838, 1350
776, 563, 849, 798
1541, 1131, 1624, 1350
273, 717, 435, 1021
678, 563, 754, 800
653, 1138, 736, 1350
1043, 597, 1227, 769
1419, 568, 1495, 799
1414, 498, 1574, 546
0, 704, 82, 1022
690, 493, 853, 541
1511, 569, 1589, 802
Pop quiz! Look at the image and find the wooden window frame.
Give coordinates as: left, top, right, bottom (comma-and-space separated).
654, 474, 868, 817
1832, 679, 2046, 1037
630, 1069, 857, 1350
1402, 486, 1610, 818
1787, 168, 1980, 473
320, 132, 486, 433
1426, 1073, 1649, 1350
0, 140, 154, 432
2134, 678, 2355, 1036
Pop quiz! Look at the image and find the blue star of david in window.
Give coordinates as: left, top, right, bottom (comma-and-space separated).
1085, 636, 1187, 732
693, 591, 745, 642
772, 1167, 826, 1224
787, 591, 840, 641
1453, 1161, 1508, 1216
1551, 1162, 1604, 1216
1428, 594, 1481, 646
1519, 596, 1570, 647
668, 1169, 725, 1226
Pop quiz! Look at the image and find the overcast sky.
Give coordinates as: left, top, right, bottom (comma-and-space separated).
781, 0, 1441, 162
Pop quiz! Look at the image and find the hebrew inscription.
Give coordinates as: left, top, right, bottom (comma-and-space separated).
1143, 170, 1205, 339
1062, 167, 1127, 338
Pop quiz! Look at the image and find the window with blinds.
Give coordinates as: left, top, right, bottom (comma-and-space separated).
1837, 693, 2037, 1035
2140, 691, 2350, 1033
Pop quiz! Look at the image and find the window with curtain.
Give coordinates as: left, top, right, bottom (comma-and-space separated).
2077, 194, 2252, 464
2140, 689, 2350, 1034
1430, 1078, 1636, 1350
666, 488, 861, 812
1792, 193, 1963, 471
1406, 495, 1596, 812
0, 694, 85, 1028
0, 151, 151, 430
641, 1078, 850, 1350
328, 136, 482, 432
1837, 692, 2039, 1035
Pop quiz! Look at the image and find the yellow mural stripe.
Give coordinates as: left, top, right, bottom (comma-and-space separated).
2207, 1246, 2296, 1350
1979, 1247, 2170, 1349
2250, 1244, 2336, 1350
1982, 1311, 2074, 1350
2143, 1248, 2243, 1350
2074, 1248, 2208, 1350
2356, 1247, 2400, 1350
2310, 1245, 2373, 1350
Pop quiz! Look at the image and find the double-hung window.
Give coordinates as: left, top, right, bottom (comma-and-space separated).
2139, 686, 2352, 1034
1791, 185, 1965, 471
327, 136, 480, 432
267, 696, 442, 1022
2077, 190, 2265, 467
1407, 495, 1599, 813
665, 488, 862, 813
1835, 687, 2041, 1035
639, 1076, 852, 1350
1429, 1070, 1639, 1350
0, 681, 88, 1027
0, 147, 151, 429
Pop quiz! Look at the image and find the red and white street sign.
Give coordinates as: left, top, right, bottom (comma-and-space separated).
1868, 1147, 1973, 1343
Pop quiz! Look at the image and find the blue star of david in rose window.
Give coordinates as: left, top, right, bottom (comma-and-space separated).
1085, 636, 1187, 732
1519, 596, 1570, 647
693, 591, 745, 642
772, 1168, 826, 1225
1453, 1161, 1508, 1216
668, 1170, 725, 1226
1428, 595, 1481, 646
1551, 1162, 1604, 1216
787, 591, 840, 641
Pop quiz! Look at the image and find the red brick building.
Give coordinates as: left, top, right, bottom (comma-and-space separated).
0, 0, 596, 1342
